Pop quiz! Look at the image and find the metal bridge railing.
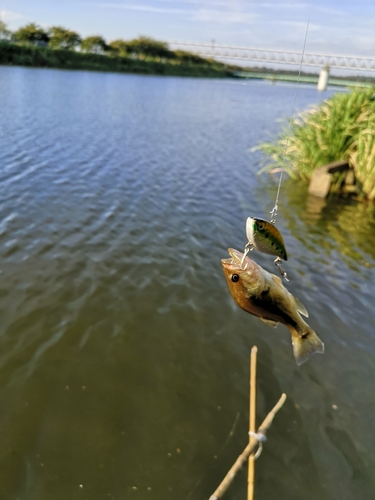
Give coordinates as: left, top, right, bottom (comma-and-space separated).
169, 41, 375, 72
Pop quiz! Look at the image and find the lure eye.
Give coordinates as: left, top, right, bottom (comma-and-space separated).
231, 274, 239, 282
258, 223, 264, 230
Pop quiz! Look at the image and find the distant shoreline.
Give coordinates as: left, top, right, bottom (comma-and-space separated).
0, 42, 233, 78
2, 42, 375, 85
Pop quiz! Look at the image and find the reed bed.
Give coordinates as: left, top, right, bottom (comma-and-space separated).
255, 87, 375, 199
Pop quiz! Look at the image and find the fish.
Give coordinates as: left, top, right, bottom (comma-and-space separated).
221, 248, 324, 366
246, 217, 287, 261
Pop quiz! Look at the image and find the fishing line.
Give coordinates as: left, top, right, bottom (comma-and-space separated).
270, 0, 314, 224
241, 1, 315, 277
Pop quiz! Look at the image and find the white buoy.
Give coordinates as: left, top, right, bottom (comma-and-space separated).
317, 66, 330, 91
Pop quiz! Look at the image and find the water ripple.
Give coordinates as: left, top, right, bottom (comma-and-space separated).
0, 67, 374, 500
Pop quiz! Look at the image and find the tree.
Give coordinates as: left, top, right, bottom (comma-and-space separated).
81, 35, 108, 54
108, 39, 131, 57
48, 26, 81, 50
174, 50, 206, 65
14, 23, 50, 46
0, 20, 12, 41
126, 36, 174, 60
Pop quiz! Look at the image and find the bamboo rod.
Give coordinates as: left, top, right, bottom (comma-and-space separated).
209, 393, 287, 500
248, 346, 258, 500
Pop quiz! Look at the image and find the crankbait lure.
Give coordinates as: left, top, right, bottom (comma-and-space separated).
242, 217, 289, 280
246, 217, 287, 260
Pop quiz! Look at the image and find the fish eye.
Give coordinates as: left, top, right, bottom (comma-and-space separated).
231, 274, 239, 282
258, 223, 264, 230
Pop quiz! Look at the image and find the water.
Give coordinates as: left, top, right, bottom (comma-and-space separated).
1, 67, 375, 500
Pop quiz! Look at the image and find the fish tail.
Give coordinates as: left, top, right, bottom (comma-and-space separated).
290, 327, 324, 366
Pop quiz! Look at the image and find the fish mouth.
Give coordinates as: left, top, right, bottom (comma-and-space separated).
221, 248, 245, 269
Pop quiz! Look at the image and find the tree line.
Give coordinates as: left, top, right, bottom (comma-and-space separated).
0, 20, 209, 65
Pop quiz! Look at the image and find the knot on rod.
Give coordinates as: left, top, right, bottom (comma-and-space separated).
248, 431, 267, 443
248, 431, 266, 460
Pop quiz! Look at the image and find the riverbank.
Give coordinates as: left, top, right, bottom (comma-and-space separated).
256, 86, 375, 200
0, 42, 234, 77
234, 71, 374, 87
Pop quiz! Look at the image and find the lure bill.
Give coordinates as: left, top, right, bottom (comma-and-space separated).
246, 217, 287, 261
221, 248, 324, 366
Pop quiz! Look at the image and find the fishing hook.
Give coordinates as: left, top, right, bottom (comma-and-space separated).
240, 242, 253, 269
274, 257, 289, 281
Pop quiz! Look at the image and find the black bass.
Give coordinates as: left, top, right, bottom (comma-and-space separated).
221, 248, 324, 365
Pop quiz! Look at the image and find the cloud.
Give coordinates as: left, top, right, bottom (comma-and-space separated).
316, 6, 347, 16
160, 0, 228, 5
195, 9, 257, 25
98, 2, 258, 25
98, 3, 189, 14
278, 20, 321, 31
255, 2, 310, 8
0, 10, 25, 23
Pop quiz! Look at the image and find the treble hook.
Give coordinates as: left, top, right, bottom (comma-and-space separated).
240, 242, 253, 269
274, 257, 289, 281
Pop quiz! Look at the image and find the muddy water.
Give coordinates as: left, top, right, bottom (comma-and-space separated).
0, 67, 374, 499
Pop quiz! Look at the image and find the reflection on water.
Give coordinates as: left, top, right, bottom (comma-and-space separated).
282, 181, 375, 266
0, 67, 375, 500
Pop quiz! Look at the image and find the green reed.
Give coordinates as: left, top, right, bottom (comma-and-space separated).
255, 87, 375, 199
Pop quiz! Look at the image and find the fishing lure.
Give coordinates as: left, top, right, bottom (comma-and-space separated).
243, 216, 289, 280
246, 217, 287, 260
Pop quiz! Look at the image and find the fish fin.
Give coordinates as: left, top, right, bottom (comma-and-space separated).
259, 318, 278, 328
270, 273, 283, 288
295, 297, 309, 317
291, 328, 324, 366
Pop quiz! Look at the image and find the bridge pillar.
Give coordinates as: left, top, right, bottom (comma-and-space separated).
317, 65, 330, 91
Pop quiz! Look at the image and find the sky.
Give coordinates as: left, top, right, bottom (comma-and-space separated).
2, 1, 375, 64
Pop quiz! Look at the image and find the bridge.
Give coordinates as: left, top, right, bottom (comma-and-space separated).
169, 41, 375, 89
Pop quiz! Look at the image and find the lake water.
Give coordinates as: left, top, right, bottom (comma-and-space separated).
1, 66, 375, 500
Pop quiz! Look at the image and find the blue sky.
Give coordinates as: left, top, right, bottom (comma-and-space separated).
2, 0, 375, 57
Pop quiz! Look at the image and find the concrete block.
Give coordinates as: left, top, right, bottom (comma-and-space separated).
308, 160, 350, 198
308, 169, 332, 198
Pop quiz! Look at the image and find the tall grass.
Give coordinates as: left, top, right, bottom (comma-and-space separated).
255, 87, 375, 199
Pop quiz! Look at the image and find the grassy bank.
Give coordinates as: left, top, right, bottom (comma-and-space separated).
255, 86, 375, 200
0, 42, 234, 78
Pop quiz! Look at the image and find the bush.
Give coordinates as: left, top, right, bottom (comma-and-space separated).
255, 87, 375, 199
